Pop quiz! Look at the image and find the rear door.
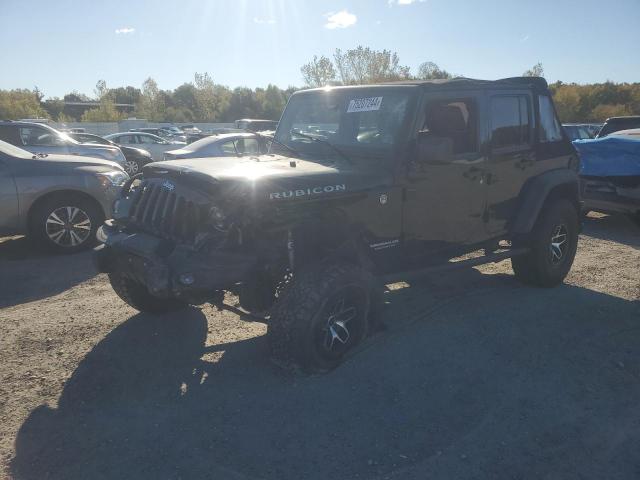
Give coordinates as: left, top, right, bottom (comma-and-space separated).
485, 91, 535, 235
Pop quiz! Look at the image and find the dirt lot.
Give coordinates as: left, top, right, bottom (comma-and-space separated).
1, 213, 639, 480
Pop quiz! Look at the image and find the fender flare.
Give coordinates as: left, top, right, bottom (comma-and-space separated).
510, 169, 580, 234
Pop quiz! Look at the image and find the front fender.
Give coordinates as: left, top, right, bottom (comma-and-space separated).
510, 168, 580, 234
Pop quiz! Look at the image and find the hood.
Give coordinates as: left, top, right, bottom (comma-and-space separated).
32, 153, 124, 172
76, 144, 125, 162
143, 154, 389, 203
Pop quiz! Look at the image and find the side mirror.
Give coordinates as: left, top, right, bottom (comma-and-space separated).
416, 132, 453, 164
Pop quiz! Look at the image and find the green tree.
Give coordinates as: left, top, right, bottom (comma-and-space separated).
333, 46, 411, 85
0, 89, 50, 120
301, 55, 337, 87
417, 61, 452, 80
136, 77, 165, 121
523, 62, 544, 77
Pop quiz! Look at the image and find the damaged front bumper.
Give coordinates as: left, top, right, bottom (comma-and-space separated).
581, 176, 640, 215
94, 222, 258, 301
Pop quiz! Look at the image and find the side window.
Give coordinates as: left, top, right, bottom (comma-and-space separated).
116, 135, 132, 144
19, 127, 59, 146
0, 125, 22, 145
220, 141, 237, 155
137, 135, 154, 144
423, 98, 478, 154
538, 95, 563, 142
490, 95, 530, 149
240, 138, 260, 155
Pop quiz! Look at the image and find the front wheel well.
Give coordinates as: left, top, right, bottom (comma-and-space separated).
27, 190, 106, 231
545, 182, 580, 213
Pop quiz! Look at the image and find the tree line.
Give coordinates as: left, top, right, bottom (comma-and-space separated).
0, 46, 638, 124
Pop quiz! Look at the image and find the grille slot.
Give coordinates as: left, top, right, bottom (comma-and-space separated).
126, 179, 206, 244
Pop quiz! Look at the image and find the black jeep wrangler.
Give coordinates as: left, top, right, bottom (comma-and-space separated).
95, 77, 581, 372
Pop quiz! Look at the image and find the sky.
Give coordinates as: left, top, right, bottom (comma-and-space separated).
1, 0, 639, 99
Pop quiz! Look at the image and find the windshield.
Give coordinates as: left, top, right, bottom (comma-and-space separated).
274, 89, 415, 160
0, 139, 35, 158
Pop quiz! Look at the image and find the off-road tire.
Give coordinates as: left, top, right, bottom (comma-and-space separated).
29, 193, 103, 253
512, 199, 579, 287
268, 263, 375, 373
108, 271, 187, 314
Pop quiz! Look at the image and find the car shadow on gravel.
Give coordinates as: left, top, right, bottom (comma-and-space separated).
0, 236, 97, 308
10, 272, 640, 480
581, 213, 640, 248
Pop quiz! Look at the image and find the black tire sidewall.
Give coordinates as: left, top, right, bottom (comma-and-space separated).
30, 194, 103, 253
269, 264, 372, 373
296, 278, 369, 372
108, 270, 187, 314
517, 199, 579, 286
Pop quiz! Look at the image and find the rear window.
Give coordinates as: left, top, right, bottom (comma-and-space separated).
599, 118, 640, 137
538, 95, 563, 142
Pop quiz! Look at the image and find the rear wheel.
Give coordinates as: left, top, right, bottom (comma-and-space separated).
268, 264, 374, 373
108, 271, 188, 314
511, 198, 579, 287
29, 194, 103, 253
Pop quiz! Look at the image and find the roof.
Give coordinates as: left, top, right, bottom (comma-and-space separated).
299, 76, 550, 93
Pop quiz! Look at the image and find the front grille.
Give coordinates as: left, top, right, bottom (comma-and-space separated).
127, 179, 207, 244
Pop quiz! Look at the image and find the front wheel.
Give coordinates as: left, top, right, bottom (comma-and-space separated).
29, 194, 103, 253
108, 271, 188, 314
511, 199, 579, 287
122, 158, 144, 176
268, 264, 374, 373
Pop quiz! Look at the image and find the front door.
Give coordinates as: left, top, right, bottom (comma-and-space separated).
402, 92, 488, 258
0, 157, 20, 234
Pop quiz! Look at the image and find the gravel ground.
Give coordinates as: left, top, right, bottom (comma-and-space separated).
1, 213, 639, 480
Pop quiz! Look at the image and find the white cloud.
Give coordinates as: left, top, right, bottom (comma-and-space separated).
115, 27, 135, 34
253, 17, 276, 25
520, 34, 530, 42
324, 10, 357, 29
388, 0, 426, 5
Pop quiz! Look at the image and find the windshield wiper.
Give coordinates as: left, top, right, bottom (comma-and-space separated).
292, 131, 353, 165
253, 131, 301, 158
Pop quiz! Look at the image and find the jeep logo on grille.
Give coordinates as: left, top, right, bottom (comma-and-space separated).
161, 180, 175, 191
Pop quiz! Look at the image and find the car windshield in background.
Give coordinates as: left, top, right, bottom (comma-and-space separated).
274, 89, 414, 160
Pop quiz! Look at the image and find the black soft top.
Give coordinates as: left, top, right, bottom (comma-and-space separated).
301, 76, 550, 94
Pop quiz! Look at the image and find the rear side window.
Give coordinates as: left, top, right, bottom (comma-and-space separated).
538, 95, 563, 142
0, 125, 22, 145
490, 96, 530, 149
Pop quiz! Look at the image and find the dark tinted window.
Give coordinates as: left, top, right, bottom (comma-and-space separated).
598, 118, 640, 137
490, 96, 530, 148
0, 125, 22, 145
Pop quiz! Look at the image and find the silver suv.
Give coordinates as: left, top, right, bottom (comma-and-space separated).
0, 121, 127, 168
0, 139, 128, 252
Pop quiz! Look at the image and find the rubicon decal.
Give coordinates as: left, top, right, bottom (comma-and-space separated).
269, 184, 346, 200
